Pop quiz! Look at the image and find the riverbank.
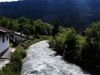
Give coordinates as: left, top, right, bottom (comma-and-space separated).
21, 40, 89, 75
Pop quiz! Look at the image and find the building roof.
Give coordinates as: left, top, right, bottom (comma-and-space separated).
0, 26, 27, 43
0, 26, 12, 33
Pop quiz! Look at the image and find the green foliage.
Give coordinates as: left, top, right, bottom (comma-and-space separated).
18, 17, 30, 25
0, 16, 100, 74
0, 48, 23, 75
0, 17, 53, 36
0, 63, 19, 75
50, 28, 80, 61
32, 19, 53, 35
90, 22, 100, 36
81, 22, 100, 74
75, 35, 86, 62
0, 39, 38, 75
10, 49, 23, 73
52, 24, 59, 38
50, 22, 100, 74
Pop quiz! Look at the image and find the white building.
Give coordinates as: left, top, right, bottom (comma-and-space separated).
0, 27, 16, 57
0, 26, 27, 57
0, 27, 12, 57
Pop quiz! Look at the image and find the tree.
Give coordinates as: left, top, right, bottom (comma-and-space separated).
52, 18, 60, 38
81, 23, 100, 74
63, 28, 77, 62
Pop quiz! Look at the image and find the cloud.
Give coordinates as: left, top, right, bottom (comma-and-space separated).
0, 0, 19, 2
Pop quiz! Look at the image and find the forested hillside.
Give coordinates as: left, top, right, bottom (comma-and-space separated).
0, 0, 100, 29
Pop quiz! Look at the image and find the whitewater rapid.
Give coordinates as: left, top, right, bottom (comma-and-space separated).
21, 40, 90, 75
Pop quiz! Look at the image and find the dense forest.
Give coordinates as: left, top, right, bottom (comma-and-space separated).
0, 17, 100, 75
0, 0, 100, 30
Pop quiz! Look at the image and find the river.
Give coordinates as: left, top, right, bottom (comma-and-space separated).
21, 40, 90, 75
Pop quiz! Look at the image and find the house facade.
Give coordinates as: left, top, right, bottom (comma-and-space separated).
0, 27, 12, 56
0, 32, 9, 55
0, 26, 27, 57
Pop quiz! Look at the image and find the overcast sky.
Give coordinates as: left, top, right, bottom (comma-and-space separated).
0, 0, 19, 2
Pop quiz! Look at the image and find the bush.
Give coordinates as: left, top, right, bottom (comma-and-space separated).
0, 17, 53, 36
50, 22, 100, 75
0, 40, 36, 75
0, 48, 23, 75
10, 49, 22, 73
50, 28, 80, 61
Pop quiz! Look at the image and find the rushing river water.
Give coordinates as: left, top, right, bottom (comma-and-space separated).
21, 40, 90, 75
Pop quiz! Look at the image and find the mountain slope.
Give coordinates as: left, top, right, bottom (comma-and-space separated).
0, 0, 100, 28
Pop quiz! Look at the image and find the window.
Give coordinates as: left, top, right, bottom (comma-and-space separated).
2, 35, 5, 42
6, 36, 8, 41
